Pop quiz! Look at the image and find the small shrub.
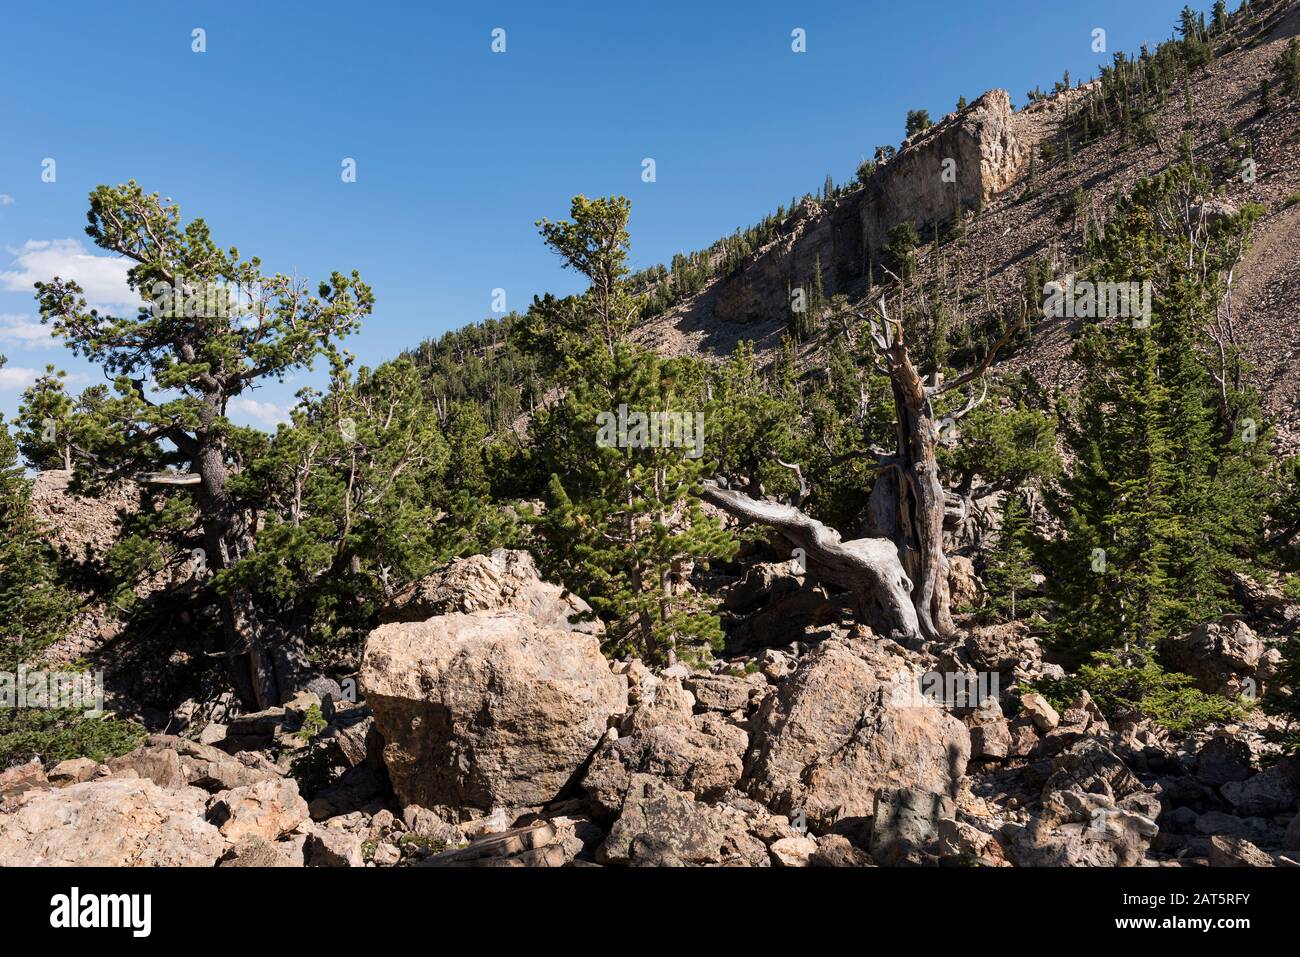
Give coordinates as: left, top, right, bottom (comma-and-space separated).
295, 703, 328, 742
0, 708, 145, 769
1026, 658, 1244, 733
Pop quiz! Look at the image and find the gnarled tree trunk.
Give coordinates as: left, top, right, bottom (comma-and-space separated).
705, 295, 1016, 644
699, 483, 920, 641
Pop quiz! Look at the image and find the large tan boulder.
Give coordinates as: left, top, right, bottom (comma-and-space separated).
206, 778, 309, 843
380, 549, 601, 635
361, 611, 627, 816
0, 777, 224, 866
742, 637, 970, 833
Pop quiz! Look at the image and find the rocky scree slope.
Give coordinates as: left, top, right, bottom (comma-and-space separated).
5, 549, 1297, 868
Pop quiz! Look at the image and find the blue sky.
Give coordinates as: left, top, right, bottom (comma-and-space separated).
0, 0, 1213, 428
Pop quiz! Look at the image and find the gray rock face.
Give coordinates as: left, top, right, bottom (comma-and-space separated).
109, 734, 284, 793
682, 673, 759, 713
1193, 735, 1253, 787
1208, 834, 1274, 867
1160, 617, 1281, 697
1219, 761, 1300, 817
596, 774, 769, 867
869, 788, 955, 865
741, 637, 970, 834
361, 610, 627, 816
380, 548, 601, 635
584, 676, 748, 814
1005, 739, 1160, 867
0, 777, 224, 866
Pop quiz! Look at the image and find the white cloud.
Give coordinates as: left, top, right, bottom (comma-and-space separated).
0, 364, 39, 391
229, 397, 289, 427
0, 195, 14, 206
0, 313, 54, 349
0, 239, 140, 309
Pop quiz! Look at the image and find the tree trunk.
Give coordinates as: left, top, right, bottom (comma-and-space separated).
866, 331, 956, 642
699, 483, 920, 641
702, 296, 1012, 645
193, 436, 290, 709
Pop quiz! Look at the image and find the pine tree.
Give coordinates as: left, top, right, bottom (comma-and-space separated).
905, 109, 932, 138
15, 366, 73, 470
525, 196, 737, 665
1040, 159, 1268, 662
985, 488, 1039, 621
0, 358, 74, 670
882, 222, 919, 283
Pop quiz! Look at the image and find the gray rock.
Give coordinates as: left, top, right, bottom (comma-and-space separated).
304, 828, 365, 867
1220, 762, 1300, 817
869, 788, 954, 865
1208, 834, 1274, 867
597, 774, 769, 866
742, 637, 969, 834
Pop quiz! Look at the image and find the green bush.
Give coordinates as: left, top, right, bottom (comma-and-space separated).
0, 708, 145, 769
1026, 658, 1244, 733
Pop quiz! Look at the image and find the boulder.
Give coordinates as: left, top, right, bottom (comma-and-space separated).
808, 834, 874, 867
1043, 738, 1142, 801
206, 778, 309, 843
742, 637, 970, 833
0, 760, 50, 807
947, 554, 984, 610
1219, 761, 1300, 817
1193, 734, 1253, 787
682, 673, 758, 713
380, 549, 601, 635
0, 777, 224, 866
47, 757, 102, 786
869, 787, 955, 865
719, 560, 803, 614
110, 735, 284, 793
1019, 693, 1060, 732
583, 719, 745, 815
769, 836, 819, 867
1208, 834, 1274, 868
1007, 791, 1158, 867
596, 774, 769, 866
1160, 617, 1280, 697
936, 818, 1002, 864
361, 610, 627, 816
304, 828, 365, 867
584, 670, 749, 813
219, 836, 301, 867
1006, 740, 1159, 867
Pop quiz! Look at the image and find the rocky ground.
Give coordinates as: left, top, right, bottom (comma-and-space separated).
4, 546, 1297, 868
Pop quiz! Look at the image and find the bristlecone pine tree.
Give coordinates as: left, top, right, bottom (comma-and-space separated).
33, 182, 373, 707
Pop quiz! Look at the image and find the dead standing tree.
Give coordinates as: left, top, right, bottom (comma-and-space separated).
702, 294, 1020, 643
